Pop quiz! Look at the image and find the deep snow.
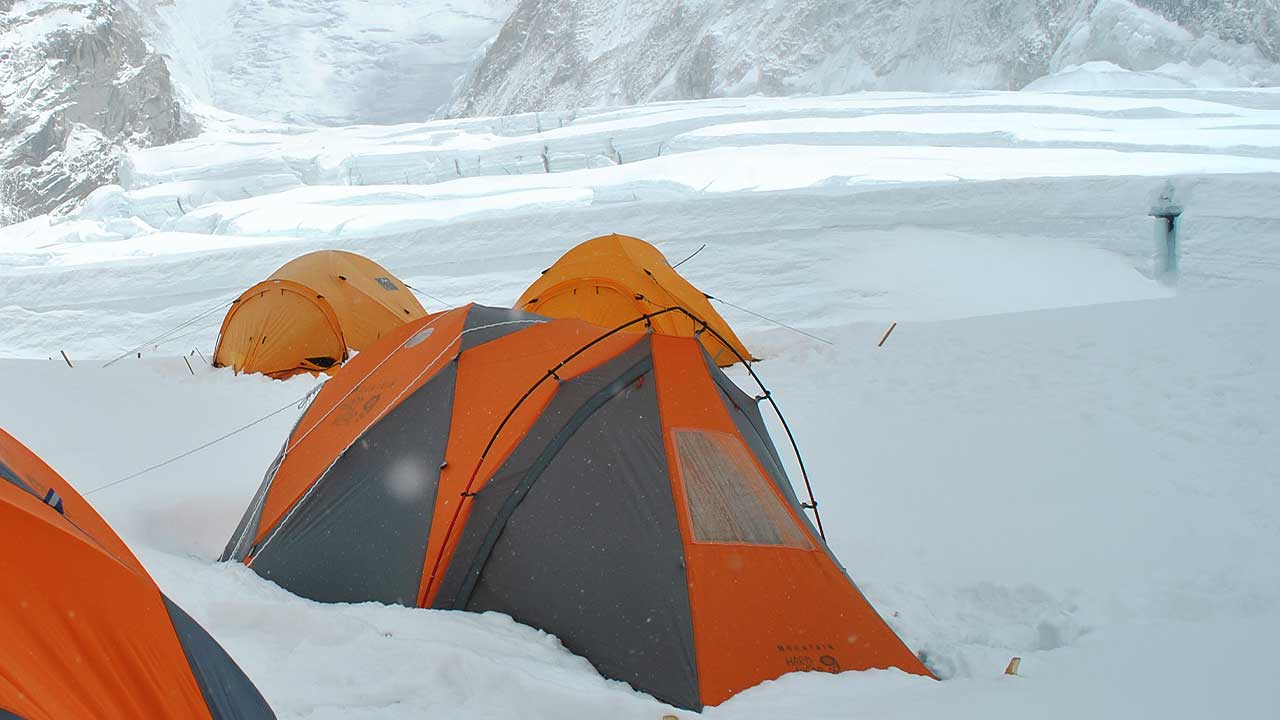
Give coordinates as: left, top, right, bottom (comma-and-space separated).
1, 88, 1279, 718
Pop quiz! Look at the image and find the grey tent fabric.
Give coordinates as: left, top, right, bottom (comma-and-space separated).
248, 363, 456, 605
220, 447, 279, 562
0, 461, 33, 495
0, 709, 25, 719
436, 339, 701, 709
460, 305, 547, 349
435, 339, 654, 607
161, 595, 276, 720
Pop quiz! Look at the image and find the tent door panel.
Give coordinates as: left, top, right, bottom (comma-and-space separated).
526, 278, 651, 330
436, 342, 702, 710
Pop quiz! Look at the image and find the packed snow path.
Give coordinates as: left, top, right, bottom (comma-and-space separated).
1, 89, 1279, 718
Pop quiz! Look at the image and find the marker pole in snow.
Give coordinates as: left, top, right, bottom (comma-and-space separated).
878, 322, 897, 347
1150, 184, 1182, 285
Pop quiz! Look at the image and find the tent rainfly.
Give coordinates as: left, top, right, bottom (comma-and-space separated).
515, 234, 756, 366
214, 250, 427, 378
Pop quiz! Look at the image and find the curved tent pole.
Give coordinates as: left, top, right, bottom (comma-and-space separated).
678, 309, 826, 540
464, 306, 826, 540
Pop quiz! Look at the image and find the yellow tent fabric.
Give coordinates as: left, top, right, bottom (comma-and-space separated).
515, 234, 755, 366
214, 250, 427, 378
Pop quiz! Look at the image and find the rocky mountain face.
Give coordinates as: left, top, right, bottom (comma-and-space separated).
447, 0, 1278, 116
1135, 0, 1279, 61
0, 0, 194, 223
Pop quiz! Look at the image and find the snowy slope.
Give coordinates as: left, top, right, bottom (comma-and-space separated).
0, 286, 1276, 719
450, 0, 1280, 116
1136, 0, 1280, 62
1048, 0, 1280, 87
136, 0, 515, 125
4, 89, 1280, 357
449, 0, 1092, 115
1, 89, 1279, 717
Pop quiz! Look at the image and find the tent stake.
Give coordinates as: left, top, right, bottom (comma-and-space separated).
60, 350, 73, 368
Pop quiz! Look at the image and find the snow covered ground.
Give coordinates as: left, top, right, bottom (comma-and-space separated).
2, 89, 1279, 718
143, 0, 515, 125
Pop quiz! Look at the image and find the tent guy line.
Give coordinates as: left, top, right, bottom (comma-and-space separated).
708, 295, 834, 346
101, 297, 236, 368
404, 283, 455, 310
83, 389, 320, 496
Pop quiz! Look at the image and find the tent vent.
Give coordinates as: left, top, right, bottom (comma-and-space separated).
672, 429, 810, 548
42, 489, 65, 514
405, 326, 435, 348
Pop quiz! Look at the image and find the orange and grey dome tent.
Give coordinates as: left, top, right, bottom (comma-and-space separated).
0, 428, 275, 720
214, 250, 427, 378
221, 304, 931, 710
515, 234, 756, 366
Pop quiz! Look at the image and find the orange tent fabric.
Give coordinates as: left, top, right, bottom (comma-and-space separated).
214, 250, 427, 378
0, 428, 274, 719
515, 234, 756, 366
223, 304, 930, 711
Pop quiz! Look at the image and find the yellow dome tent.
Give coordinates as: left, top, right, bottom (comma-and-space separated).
515, 234, 755, 366
214, 250, 427, 378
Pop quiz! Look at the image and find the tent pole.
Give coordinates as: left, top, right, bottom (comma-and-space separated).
466, 306, 828, 541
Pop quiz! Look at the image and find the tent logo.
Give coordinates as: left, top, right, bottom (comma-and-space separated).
332, 380, 395, 425
819, 655, 841, 673
334, 395, 380, 425
375, 277, 399, 291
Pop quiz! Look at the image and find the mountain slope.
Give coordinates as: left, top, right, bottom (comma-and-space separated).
0, 0, 193, 222
449, 0, 1279, 116
136, 0, 516, 126
1137, 0, 1280, 61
